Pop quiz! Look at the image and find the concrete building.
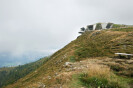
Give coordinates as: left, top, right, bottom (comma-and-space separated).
101, 23, 108, 29
86, 24, 97, 31
79, 22, 113, 34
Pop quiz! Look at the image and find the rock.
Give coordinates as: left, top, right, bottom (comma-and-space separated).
38, 82, 45, 88
65, 62, 72, 66
55, 73, 58, 76
73, 67, 77, 69
64, 62, 73, 68
126, 60, 133, 64
128, 33, 133, 36
48, 76, 51, 79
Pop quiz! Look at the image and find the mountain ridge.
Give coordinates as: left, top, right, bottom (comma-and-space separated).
0, 57, 49, 88
3, 27, 133, 88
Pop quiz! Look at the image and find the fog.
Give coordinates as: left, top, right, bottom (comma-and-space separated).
0, 0, 133, 67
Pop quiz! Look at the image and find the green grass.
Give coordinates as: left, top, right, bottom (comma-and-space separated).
69, 73, 131, 88
78, 73, 130, 88
112, 24, 123, 28
80, 76, 118, 88
4, 27, 133, 88
69, 74, 83, 88
74, 29, 133, 59
69, 56, 76, 62
111, 28, 133, 32
112, 75, 133, 88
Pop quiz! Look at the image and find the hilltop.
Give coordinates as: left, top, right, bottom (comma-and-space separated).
3, 27, 133, 88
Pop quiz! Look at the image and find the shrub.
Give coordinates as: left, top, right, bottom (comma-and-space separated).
78, 65, 124, 88
79, 73, 122, 88
75, 46, 106, 58
110, 65, 124, 72
75, 47, 90, 58
69, 56, 76, 62
80, 76, 108, 88
112, 24, 122, 28
69, 56, 80, 62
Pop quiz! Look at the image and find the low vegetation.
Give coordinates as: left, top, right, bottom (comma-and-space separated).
112, 24, 125, 28
75, 28, 133, 59
63, 58, 132, 88
0, 57, 49, 88
69, 56, 76, 62
3, 27, 133, 88
111, 27, 133, 32
79, 65, 125, 88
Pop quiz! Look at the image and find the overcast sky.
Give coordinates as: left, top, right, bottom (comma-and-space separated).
0, 0, 133, 67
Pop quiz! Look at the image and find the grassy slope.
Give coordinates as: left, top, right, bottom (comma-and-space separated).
5, 28, 133, 88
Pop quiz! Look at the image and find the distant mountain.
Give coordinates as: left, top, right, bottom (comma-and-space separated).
0, 57, 49, 88
4, 26, 133, 88
0, 52, 48, 67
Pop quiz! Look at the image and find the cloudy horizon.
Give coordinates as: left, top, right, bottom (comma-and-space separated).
0, 0, 133, 67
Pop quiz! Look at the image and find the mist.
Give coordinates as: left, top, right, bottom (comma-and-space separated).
0, 0, 133, 67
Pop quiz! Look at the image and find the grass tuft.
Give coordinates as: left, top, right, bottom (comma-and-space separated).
78, 64, 128, 88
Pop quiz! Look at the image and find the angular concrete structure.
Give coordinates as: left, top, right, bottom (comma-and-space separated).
79, 22, 113, 34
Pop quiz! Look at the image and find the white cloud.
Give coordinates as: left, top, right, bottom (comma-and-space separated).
0, 0, 133, 67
